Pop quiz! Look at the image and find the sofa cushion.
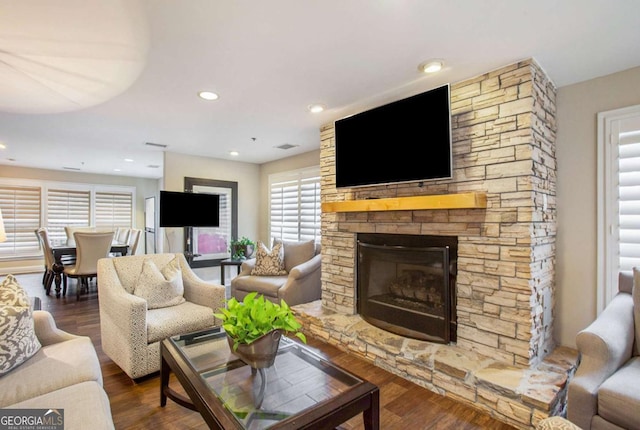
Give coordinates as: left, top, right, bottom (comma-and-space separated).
251, 241, 287, 276
0, 274, 41, 376
146, 301, 216, 343
133, 257, 186, 309
280, 239, 316, 272
7, 381, 115, 430
0, 336, 102, 407
597, 356, 640, 430
112, 253, 176, 294
232, 275, 288, 298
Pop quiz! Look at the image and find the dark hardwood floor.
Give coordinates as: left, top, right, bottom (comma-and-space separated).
13, 271, 516, 430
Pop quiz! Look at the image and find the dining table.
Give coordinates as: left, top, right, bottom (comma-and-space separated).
49, 239, 129, 298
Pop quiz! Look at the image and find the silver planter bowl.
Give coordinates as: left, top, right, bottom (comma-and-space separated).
227, 330, 282, 368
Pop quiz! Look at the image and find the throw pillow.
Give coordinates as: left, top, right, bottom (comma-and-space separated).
251, 241, 287, 276
278, 239, 316, 272
0, 275, 42, 376
633, 268, 640, 353
133, 258, 186, 309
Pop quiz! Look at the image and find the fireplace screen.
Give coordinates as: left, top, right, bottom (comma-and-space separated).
357, 233, 457, 343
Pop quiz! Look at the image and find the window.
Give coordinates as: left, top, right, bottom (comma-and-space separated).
0, 185, 41, 255
46, 188, 91, 243
598, 104, 640, 312
0, 179, 135, 259
269, 167, 321, 243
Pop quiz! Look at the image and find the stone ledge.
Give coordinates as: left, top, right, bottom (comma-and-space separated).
292, 300, 579, 430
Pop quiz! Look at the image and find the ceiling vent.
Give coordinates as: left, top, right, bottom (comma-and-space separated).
63, 166, 81, 171
145, 142, 167, 148
147, 164, 160, 168
275, 143, 298, 150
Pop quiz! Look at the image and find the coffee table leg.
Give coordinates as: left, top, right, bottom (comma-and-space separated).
160, 353, 170, 407
363, 388, 380, 430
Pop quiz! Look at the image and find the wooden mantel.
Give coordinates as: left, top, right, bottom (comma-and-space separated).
321, 192, 487, 213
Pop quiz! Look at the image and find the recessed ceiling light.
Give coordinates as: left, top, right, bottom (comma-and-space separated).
124, 158, 134, 162
198, 91, 219, 101
308, 104, 326, 113
0, 143, 6, 149
229, 151, 239, 157
114, 168, 121, 172
418, 60, 444, 74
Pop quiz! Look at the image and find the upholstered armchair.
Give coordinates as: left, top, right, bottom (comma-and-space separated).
567, 271, 640, 430
97, 253, 225, 379
231, 239, 321, 306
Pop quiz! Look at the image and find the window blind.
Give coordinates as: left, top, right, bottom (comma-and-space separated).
95, 191, 133, 230
46, 188, 90, 242
618, 129, 640, 272
269, 168, 321, 243
0, 186, 41, 256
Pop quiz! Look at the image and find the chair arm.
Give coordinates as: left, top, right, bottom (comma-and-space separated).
279, 254, 322, 306
287, 254, 321, 280
183, 277, 226, 313
238, 258, 256, 276
567, 292, 635, 429
32, 310, 79, 346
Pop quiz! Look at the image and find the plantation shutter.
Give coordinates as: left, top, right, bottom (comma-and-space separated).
0, 186, 41, 256
618, 128, 640, 272
95, 191, 133, 230
46, 188, 90, 243
269, 167, 320, 242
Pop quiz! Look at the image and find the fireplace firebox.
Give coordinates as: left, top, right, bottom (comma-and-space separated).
357, 233, 457, 343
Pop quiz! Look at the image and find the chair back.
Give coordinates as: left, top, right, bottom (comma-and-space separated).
127, 229, 141, 255
115, 227, 131, 244
73, 232, 115, 275
35, 227, 55, 269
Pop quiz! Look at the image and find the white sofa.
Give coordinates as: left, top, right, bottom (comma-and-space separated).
567, 271, 640, 430
0, 310, 114, 430
98, 253, 225, 379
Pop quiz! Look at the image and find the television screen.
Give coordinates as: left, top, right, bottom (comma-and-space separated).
159, 191, 220, 227
334, 84, 452, 188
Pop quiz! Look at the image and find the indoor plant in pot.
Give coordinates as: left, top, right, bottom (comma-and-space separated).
229, 236, 256, 260
214, 292, 306, 368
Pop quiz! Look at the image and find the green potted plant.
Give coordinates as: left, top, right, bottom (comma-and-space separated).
214, 292, 306, 368
229, 236, 256, 260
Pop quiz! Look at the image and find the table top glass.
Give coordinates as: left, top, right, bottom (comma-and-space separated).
169, 327, 364, 430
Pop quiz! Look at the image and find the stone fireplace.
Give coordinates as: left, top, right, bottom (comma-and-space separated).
292, 59, 578, 429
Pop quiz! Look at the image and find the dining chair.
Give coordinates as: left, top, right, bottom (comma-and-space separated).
115, 227, 131, 244
63, 231, 115, 299
34, 227, 57, 292
127, 228, 142, 255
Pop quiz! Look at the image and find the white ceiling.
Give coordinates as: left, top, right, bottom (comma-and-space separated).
1, 0, 639, 179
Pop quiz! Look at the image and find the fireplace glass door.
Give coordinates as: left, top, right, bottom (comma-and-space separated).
357, 234, 456, 343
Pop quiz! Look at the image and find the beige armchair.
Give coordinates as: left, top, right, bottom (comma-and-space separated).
567, 271, 640, 430
231, 240, 321, 306
97, 253, 225, 379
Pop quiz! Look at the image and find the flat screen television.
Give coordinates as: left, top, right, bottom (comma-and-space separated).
159, 190, 220, 227
334, 84, 452, 188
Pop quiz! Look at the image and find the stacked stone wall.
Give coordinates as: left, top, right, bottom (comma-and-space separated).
320, 59, 557, 367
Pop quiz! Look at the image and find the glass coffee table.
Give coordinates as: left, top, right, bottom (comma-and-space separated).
160, 327, 380, 429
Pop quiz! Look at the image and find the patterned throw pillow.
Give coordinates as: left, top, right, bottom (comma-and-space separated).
133, 258, 186, 309
0, 275, 42, 376
251, 240, 287, 276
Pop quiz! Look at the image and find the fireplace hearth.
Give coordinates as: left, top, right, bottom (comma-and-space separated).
357, 233, 457, 343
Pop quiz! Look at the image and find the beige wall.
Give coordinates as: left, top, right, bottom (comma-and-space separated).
258, 150, 321, 244
0, 164, 160, 273
162, 151, 262, 253
556, 66, 640, 347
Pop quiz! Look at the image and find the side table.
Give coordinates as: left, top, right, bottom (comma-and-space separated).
220, 259, 243, 285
